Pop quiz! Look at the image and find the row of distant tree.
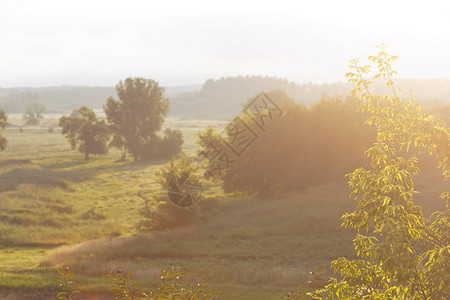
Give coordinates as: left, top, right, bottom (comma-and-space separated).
2, 77, 450, 118
167, 77, 450, 118
0, 87, 115, 113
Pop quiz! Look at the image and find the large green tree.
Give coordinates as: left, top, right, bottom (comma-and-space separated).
0, 109, 7, 151
59, 106, 110, 160
311, 46, 450, 299
104, 77, 170, 160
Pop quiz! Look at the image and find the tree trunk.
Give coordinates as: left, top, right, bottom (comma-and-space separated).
85, 151, 89, 160
121, 146, 126, 160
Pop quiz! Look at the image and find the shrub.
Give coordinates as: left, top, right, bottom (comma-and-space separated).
140, 129, 183, 161
196, 91, 375, 196
138, 157, 204, 231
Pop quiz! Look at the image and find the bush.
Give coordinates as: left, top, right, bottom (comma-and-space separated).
140, 129, 183, 161
137, 157, 204, 231
197, 91, 376, 196
138, 200, 201, 231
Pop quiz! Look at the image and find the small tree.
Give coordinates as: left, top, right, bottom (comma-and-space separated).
196, 125, 226, 179
59, 106, 110, 160
0, 109, 7, 151
315, 46, 450, 299
104, 97, 127, 160
104, 77, 170, 161
23, 102, 46, 125
138, 157, 203, 231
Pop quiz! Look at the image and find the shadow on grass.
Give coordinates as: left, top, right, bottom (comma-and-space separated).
0, 159, 33, 167
0, 158, 170, 192
0, 169, 70, 192
40, 160, 89, 170
56, 159, 166, 182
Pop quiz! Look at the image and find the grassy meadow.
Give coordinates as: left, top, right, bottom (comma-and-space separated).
0, 120, 447, 299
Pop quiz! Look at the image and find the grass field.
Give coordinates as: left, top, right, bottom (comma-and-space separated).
0, 121, 447, 299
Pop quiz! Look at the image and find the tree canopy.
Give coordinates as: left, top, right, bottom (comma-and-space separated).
59, 106, 110, 160
104, 77, 181, 161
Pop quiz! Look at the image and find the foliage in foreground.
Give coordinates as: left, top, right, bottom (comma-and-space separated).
312, 46, 450, 299
55, 267, 80, 300
56, 267, 214, 300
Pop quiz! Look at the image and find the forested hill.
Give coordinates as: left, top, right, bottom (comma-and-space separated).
169, 77, 450, 118
1, 77, 449, 117
169, 76, 349, 118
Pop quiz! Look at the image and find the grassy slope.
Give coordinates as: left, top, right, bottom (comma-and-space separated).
47, 183, 357, 298
0, 124, 447, 299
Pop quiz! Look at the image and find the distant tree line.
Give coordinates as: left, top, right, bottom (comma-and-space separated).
0, 87, 116, 113
170, 77, 450, 118
2, 78, 450, 118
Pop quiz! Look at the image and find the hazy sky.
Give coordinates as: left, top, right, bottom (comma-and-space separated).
0, 0, 449, 87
